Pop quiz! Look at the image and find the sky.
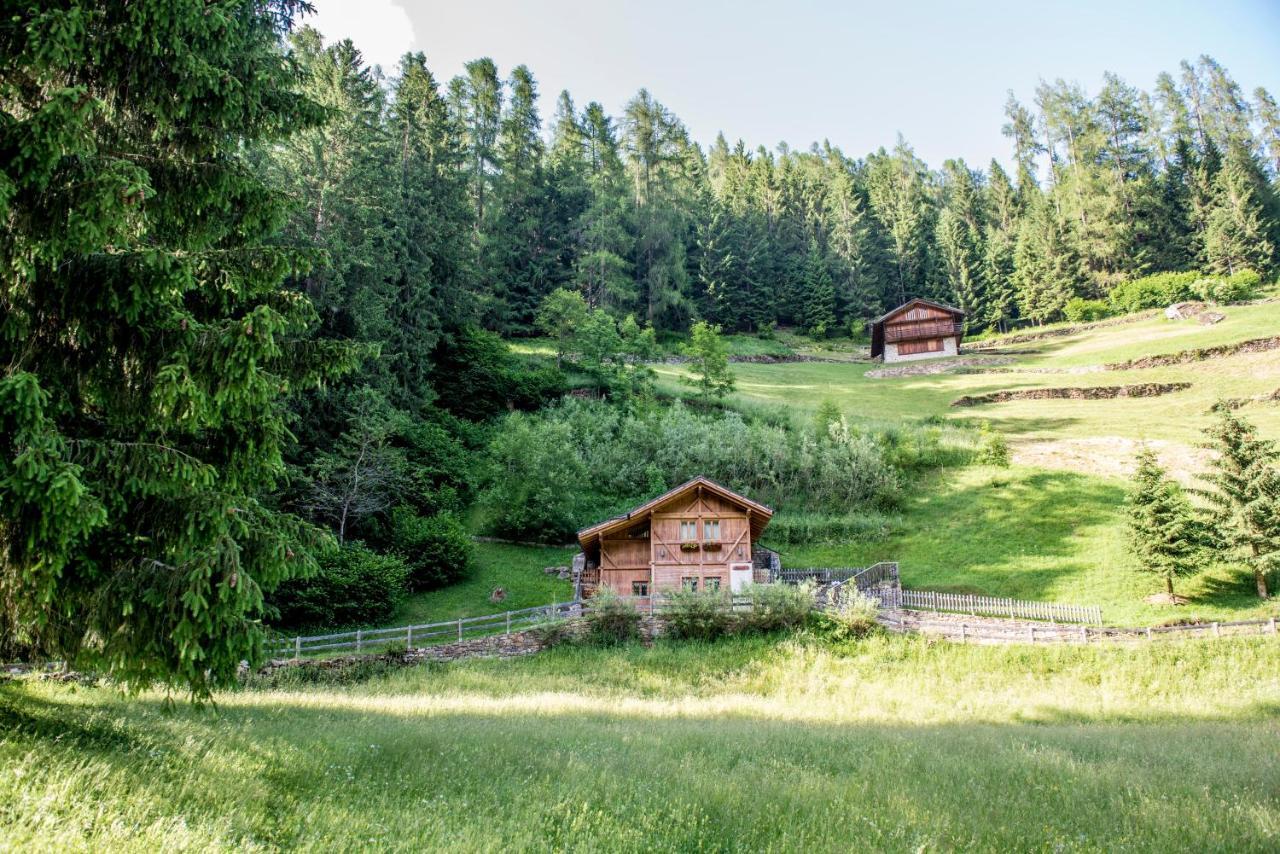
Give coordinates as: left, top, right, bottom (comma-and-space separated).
305, 0, 1280, 170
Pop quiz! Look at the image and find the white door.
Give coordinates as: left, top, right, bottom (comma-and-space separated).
729, 563, 753, 593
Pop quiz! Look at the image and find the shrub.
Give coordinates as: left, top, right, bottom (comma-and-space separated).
1108, 271, 1199, 313
975, 425, 1011, 467
764, 512, 893, 545
739, 583, 812, 633
390, 508, 474, 591
1195, 269, 1261, 303
1063, 297, 1111, 323
584, 592, 643, 645
528, 619, 576, 648
662, 590, 735, 641
811, 590, 882, 642
270, 543, 409, 629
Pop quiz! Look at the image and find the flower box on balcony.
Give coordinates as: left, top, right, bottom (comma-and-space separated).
680, 541, 700, 552
702, 541, 722, 552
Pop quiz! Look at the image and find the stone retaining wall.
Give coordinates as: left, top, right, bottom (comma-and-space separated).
951, 382, 1190, 407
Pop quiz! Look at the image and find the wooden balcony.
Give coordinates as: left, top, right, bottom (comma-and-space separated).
884, 320, 963, 343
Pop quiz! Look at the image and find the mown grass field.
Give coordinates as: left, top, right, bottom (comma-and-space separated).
3, 632, 1277, 851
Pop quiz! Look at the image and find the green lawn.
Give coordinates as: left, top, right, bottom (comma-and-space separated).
3, 632, 1278, 850
774, 465, 1280, 626
390, 542, 575, 626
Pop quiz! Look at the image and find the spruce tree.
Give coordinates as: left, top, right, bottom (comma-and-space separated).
1201, 409, 1280, 598
1126, 450, 1206, 600
1203, 143, 1277, 275
801, 238, 837, 337
681, 322, 735, 404
0, 0, 349, 693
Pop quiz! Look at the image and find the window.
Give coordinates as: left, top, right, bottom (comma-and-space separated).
632, 581, 649, 596
679, 520, 697, 541
705, 577, 721, 593
682, 577, 698, 592
704, 519, 720, 541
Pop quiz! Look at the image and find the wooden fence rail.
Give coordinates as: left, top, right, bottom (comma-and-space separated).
266, 601, 584, 657
884, 588, 1102, 625
881, 612, 1279, 644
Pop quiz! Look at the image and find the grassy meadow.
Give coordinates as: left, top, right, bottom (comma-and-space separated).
3, 632, 1278, 851
654, 301, 1280, 625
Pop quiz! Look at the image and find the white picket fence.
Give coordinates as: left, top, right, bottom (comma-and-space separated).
883, 588, 1102, 625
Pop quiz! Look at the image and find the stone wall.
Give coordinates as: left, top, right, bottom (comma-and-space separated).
951, 382, 1191, 407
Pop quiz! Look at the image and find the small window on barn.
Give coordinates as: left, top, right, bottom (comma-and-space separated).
632, 581, 649, 596
705, 577, 721, 593
682, 577, 698, 592
680, 520, 697, 541
704, 519, 720, 541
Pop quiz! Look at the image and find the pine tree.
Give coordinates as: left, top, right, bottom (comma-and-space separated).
681, 321, 735, 403
938, 160, 989, 329
1201, 409, 1280, 598
1013, 194, 1082, 323
801, 238, 837, 337
575, 102, 634, 310
1203, 143, 1277, 275
0, 0, 350, 693
1126, 449, 1206, 599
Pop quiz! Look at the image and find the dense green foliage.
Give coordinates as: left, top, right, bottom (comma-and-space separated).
389, 509, 474, 591
266, 43, 1280, 338
0, 0, 357, 694
478, 399, 910, 541
582, 591, 643, 645
270, 543, 409, 629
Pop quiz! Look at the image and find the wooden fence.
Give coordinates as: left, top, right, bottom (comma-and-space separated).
266, 601, 583, 658
881, 611, 1279, 644
882, 588, 1102, 625
774, 562, 898, 586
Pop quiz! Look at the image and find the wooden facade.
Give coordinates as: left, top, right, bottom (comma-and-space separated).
869, 299, 965, 363
576, 477, 773, 597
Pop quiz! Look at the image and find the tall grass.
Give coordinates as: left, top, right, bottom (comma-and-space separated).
2, 633, 1278, 851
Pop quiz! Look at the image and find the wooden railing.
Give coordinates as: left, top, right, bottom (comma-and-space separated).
882, 588, 1102, 625
772, 562, 897, 589
266, 601, 584, 658
884, 320, 963, 342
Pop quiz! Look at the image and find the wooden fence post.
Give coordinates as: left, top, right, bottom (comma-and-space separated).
505, 611, 512, 636
1079, 626, 1087, 643
1212, 622, 1221, 638
959, 623, 967, 643
457, 618, 463, 641
355, 629, 362, 653
1146, 627, 1153, 641
406, 626, 412, 648
1028, 626, 1035, 643
294, 636, 301, 659
1270, 617, 1277, 635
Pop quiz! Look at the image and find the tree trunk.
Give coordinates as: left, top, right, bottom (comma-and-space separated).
1165, 574, 1174, 597
1253, 543, 1269, 598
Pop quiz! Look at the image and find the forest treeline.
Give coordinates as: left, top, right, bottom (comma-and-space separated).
271, 32, 1280, 349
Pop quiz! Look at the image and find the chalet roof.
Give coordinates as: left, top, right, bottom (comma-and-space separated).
869, 298, 965, 326
576, 476, 773, 546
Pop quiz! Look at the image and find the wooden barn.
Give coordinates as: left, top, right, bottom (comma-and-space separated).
869, 299, 965, 363
576, 477, 773, 598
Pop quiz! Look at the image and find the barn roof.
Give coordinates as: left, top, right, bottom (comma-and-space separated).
869, 298, 965, 326
576, 476, 773, 547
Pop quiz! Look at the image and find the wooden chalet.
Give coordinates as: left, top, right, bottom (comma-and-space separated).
576, 477, 773, 598
869, 298, 965, 363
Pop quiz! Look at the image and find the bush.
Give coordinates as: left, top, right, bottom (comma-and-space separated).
765, 512, 893, 545
662, 590, 735, 641
528, 619, 576, 648
1108, 271, 1199, 314
584, 592, 643, 645
390, 508, 474, 591
811, 590, 882, 642
1195, 269, 1261, 303
739, 583, 812, 633
1063, 298, 1111, 323
975, 424, 1010, 467
270, 543, 409, 629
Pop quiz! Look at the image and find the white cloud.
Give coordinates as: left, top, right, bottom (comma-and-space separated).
304, 0, 417, 75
